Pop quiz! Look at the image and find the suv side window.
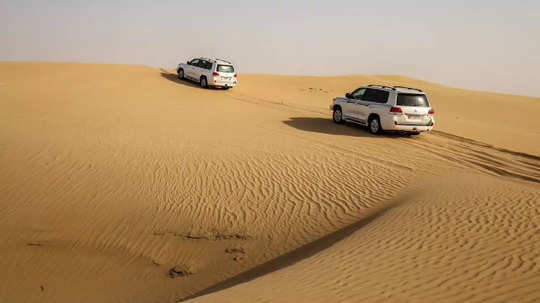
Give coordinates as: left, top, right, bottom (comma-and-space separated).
362, 88, 389, 103
190, 59, 200, 66
200, 60, 212, 70
351, 88, 366, 100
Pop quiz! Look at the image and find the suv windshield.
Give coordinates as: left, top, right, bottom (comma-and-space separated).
397, 94, 430, 107
217, 65, 234, 73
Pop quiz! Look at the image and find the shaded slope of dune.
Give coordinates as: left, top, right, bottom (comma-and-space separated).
188, 174, 540, 303
0, 62, 538, 302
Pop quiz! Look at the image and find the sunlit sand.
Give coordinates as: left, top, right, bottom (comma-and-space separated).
1, 62, 538, 302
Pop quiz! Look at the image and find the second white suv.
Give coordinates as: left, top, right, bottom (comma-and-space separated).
330, 85, 435, 134
177, 58, 237, 89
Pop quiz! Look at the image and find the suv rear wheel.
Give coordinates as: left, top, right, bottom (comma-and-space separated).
200, 76, 208, 89
333, 107, 343, 124
368, 116, 382, 134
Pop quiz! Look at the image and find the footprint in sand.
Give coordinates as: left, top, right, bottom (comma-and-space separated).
225, 247, 247, 261
27, 242, 43, 247
168, 265, 194, 278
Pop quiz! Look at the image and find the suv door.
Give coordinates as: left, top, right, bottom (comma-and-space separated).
345, 88, 367, 122
199, 60, 212, 79
186, 59, 200, 79
361, 88, 389, 121
193, 59, 206, 80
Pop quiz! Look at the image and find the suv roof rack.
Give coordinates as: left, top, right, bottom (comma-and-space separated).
368, 84, 396, 91
196, 57, 233, 64
393, 86, 423, 92
214, 58, 232, 64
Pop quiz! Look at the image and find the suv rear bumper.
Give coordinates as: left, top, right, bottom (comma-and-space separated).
386, 124, 433, 132
381, 116, 434, 132
210, 78, 237, 88
211, 83, 237, 88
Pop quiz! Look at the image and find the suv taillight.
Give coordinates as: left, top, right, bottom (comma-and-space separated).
389, 107, 403, 114
428, 108, 435, 115
234, 73, 238, 78
213, 72, 219, 76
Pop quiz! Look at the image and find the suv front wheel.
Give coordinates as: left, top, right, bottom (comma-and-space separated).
368, 116, 382, 134
177, 69, 184, 80
333, 107, 343, 124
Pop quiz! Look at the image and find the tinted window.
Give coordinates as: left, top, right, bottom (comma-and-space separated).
190, 59, 200, 66
397, 94, 430, 107
217, 64, 234, 73
201, 60, 212, 70
362, 88, 389, 103
350, 88, 366, 100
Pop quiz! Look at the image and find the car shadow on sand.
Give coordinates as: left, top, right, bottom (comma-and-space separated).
159, 71, 201, 88
159, 69, 228, 90
282, 117, 411, 138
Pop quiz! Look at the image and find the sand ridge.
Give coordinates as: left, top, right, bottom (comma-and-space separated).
187, 174, 540, 302
0, 62, 538, 302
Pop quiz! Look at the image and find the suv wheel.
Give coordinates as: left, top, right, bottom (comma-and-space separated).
177, 69, 184, 80
333, 107, 343, 124
200, 77, 208, 89
368, 116, 382, 134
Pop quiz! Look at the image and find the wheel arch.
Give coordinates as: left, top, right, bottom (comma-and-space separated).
368, 113, 380, 122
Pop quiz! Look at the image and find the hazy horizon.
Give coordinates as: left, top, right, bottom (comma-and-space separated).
1, 0, 539, 96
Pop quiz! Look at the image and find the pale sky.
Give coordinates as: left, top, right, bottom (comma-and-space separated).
1, 0, 539, 96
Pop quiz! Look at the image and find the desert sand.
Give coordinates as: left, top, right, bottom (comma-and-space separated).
0, 62, 538, 303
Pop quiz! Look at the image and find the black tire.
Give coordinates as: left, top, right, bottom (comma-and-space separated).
200, 76, 208, 89
177, 69, 184, 80
332, 107, 343, 124
368, 116, 382, 134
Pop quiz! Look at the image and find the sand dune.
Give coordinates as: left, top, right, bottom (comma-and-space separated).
187, 174, 540, 303
0, 62, 538, 302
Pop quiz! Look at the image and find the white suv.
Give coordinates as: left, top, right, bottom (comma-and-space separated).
177, 58, 237, 89
330, 85, 435, 134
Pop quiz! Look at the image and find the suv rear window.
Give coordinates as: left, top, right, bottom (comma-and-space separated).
397, 94, 430, 107
217, 65, 234, 73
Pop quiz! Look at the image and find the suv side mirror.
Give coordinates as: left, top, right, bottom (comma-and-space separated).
345, 93, 352, 99
187, 61, 191, 65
